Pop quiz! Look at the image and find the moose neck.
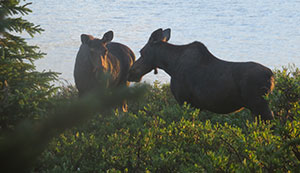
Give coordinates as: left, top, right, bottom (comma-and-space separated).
154, 42, 185, 77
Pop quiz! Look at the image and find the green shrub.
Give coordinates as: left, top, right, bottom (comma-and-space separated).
268, 65, 300, 122
33, 66, 300, 172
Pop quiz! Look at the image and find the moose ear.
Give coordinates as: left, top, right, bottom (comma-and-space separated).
102, 31, 114, 43
81, 34, 92, 44
162, 28, 171, 42
149, 28, 163, 43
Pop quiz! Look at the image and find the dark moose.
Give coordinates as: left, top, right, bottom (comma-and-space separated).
128, 28, 274, 120
74, 31, 135, 112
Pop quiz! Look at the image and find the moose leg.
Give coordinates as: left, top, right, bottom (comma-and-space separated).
120, 81, 130, 112
247, 97, 274, 121
122, 100, 128, 112
240, 77, 274, 121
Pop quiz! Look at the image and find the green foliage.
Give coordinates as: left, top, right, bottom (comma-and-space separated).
33, 67, 300, 172
266, 65, 300, 165
267, 65, 300, 122
0, 0, 59, 131
0, 84, 147, 172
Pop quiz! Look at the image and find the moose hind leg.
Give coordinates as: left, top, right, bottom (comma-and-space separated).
122, 100, 128, 112
120, 81, 130, 112
248, 98, 274, 121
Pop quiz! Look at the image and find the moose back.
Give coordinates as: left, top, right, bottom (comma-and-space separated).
128, 28, 274, 120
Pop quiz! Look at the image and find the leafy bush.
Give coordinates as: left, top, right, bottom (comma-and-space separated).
268, 65, 300, 122
33, 66, 300, 172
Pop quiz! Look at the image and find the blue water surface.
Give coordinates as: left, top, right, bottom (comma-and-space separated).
24, 0, 300, 84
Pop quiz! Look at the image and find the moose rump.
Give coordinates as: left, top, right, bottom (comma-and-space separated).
128, 28, 274, 120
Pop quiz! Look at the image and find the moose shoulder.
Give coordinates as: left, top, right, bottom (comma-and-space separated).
74, 31, 135, 111
128, 28, 274, 120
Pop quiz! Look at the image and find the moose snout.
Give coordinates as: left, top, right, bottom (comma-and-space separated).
127, 68, 141, 82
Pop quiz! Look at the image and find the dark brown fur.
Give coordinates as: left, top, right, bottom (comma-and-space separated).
74, 31, 135, 111
128, 28, 274, 120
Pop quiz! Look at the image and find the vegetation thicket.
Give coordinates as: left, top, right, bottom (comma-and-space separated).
34, 71, 300, 172
0, 1, 299, 172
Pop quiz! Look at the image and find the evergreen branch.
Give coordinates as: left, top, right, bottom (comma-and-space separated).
0, 1, 32, 16
2, 18, 44, 36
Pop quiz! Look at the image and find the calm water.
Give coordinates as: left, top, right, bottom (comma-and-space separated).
24, 0, 300, 84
